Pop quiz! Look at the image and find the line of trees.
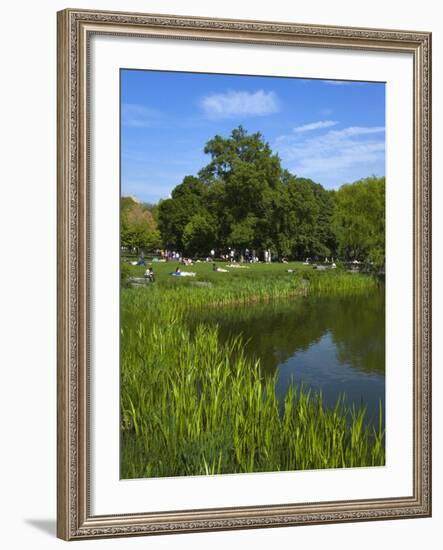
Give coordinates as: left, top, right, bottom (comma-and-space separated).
121, 127, 385, 267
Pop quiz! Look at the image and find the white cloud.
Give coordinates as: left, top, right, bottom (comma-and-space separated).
201, 90, 279, 119
122, 103, 164, 128
276, 125, 385, 180
293, 120, 337, 132
328, 126, 385, 137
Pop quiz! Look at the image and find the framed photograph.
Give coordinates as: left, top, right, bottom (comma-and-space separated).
57, 8, 431, 540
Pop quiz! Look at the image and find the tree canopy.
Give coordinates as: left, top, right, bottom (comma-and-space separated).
125, 127, 385, 265
332, 176, 385, 267
121, 197, 162, 251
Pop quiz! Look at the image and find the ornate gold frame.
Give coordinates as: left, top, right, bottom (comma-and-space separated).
57, 8, 432, 540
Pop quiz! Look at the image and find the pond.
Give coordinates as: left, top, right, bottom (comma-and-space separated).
187, 288, 385, 429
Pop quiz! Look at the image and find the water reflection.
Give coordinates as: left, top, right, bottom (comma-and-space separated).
187, 289, 385, 427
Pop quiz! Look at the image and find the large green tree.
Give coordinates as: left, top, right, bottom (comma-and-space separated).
121, 197, 162, 252
157, 176, 209, 251
332, 176, 385, 266
200, 126, 285, 254
154, 127, 384, 262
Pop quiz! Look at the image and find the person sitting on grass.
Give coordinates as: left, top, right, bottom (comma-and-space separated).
143, 266, 155, 282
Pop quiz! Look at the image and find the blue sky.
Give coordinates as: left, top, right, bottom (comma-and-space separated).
121, 69, 385, 203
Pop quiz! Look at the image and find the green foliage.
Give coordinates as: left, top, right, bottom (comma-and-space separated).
121, 197, 162, 251
280, 175, 322, 257
228, 214, 257, 250
332, 177, 385, 267
182, 214, 216, 256
157, 176, 209, 250
120, 263, 132, 287
200, 127, 286, 254
155, 127, 345, 259
135, 128, 385, 266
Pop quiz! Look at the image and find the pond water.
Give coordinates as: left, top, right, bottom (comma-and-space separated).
187, 288, 385, 429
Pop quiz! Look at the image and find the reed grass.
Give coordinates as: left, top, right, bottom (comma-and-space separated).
121, 320, 384, 478
120, 266, 384, 478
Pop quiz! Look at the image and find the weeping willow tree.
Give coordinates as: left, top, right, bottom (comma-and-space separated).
332, 176, 385, 268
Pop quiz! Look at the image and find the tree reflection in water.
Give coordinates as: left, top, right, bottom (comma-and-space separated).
187, 288, 385, 427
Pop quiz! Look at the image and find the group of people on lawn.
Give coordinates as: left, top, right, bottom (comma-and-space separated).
141, 248, 339, 282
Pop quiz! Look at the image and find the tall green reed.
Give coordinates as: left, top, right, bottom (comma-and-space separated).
121, 309, 385, 478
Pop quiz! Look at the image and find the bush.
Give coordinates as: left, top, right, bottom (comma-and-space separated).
120, 263, 132, 287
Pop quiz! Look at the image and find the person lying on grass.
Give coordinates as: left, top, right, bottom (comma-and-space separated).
212, 263, 228, 273
170, 266, 196, 277
226, 263, 249, 269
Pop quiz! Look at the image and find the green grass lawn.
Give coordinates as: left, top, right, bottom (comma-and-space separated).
122, 259, 376, 304
123, 258, 311, 285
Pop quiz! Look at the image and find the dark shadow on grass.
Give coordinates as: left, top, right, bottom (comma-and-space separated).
24, 519, 56, 537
